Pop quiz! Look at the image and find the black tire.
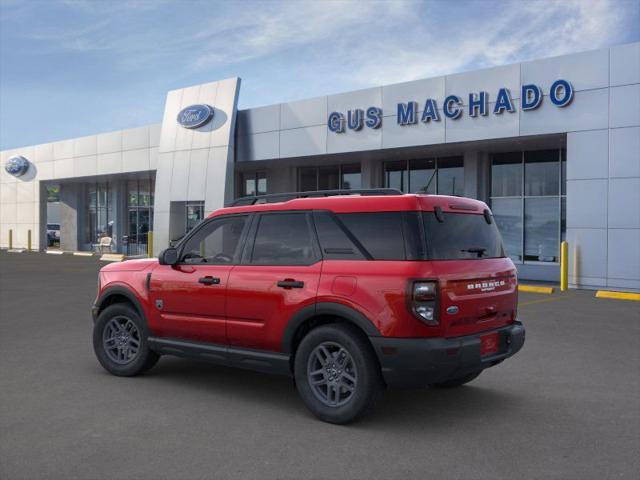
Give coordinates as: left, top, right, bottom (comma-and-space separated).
93, 303, 159, 377
430, 370, 482, 388
294, 323, 384, 424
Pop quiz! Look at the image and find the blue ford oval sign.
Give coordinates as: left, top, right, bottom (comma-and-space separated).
5, 155, 30, 177
176, 104, 214, 129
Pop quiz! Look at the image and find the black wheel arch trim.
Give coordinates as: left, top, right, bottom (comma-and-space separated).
93, 286, 146, 323
281, 302, 381, 354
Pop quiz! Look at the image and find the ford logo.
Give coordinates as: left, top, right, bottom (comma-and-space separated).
446, 306, 459, 315
176, 104, 214, 129
5, 155, 30, 177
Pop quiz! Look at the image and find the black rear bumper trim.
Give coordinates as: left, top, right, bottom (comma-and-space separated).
370, 322, 525, 388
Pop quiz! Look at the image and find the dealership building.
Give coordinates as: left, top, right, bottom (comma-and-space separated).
1, 42, 639, 291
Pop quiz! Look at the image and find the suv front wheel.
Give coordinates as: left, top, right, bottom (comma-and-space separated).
93, 303, 159, 377
294, 324, 383, 424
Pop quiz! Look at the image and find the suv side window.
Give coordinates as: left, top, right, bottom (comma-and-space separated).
250, 213, 317, 265
337, 212, 409, 260
180, 215, 248, 264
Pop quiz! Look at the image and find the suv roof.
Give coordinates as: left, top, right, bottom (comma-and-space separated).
211, 193, 488, 218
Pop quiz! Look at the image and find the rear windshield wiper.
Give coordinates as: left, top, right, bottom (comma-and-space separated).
460, 247, 487, 258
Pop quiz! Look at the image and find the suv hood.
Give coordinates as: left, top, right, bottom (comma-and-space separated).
100, 258, 158, 272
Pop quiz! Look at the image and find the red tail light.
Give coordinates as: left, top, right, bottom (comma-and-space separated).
410, 281, 439, 326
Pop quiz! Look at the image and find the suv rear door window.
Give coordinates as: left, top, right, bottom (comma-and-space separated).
313, 212, 366, 260
423, 212, 505, 260
251, 213, 317, 265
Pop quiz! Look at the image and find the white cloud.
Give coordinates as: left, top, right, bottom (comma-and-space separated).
189, 1, 411, 70
327, 0, 628, 88
11, 0, 630, 79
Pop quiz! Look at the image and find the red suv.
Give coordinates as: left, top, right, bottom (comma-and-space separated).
92, 189, 524, 424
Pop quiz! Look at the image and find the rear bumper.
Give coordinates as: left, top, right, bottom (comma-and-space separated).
370, 322, 525, 388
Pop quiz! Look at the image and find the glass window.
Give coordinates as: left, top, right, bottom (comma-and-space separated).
385, 161, 407, 192
181, 215, 247, 264
139, 179, 152, 207
88, 185, 97, 209
561, 149, 567, 196
128, 210, 138, 244
299, 167, 317, 192
128, 180, 138, 206
491, 152, 522, 197
244, 177, 256, 196
437, 156, 464, 196
524, 198, 560, 262
297, 165, 361, 192
337, 212, 406, 260
490, 149, 565, 263
318, 165, 340, 190
491, 198, 523, 262
126, 177, 155, 255
138, 210, 150, 239
186, 202, 204, 233
423, 213, 504, 260
341, 164, 361, 190
313, 211, 365, 260
257, 175, 267, 195
561, 197, 566, 242
86, 182, 113, 243
525, 150, 559, 196
242, 172, 267, 196
46, 185, 60, 202
409, 159, 436, 193
385, 157, 463, 195
251, 213, 316, 265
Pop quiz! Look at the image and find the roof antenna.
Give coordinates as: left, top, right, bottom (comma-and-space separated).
418, 170, 437, 194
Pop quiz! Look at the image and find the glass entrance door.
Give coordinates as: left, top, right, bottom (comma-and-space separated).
126, 178, 154, 256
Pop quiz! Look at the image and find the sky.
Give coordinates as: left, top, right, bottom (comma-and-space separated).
1, 0, 639, 150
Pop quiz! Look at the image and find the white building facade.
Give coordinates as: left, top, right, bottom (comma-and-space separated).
1, 43, 639, 291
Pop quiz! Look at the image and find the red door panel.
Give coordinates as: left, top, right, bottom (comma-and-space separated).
149, 264, 232, 344
226, 264, 321, 351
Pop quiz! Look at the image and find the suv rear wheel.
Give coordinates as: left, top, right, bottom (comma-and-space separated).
93, 303, 159, 377
294, 324, 383, 424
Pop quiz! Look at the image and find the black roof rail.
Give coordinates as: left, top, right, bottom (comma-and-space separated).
228, 188, 403, 207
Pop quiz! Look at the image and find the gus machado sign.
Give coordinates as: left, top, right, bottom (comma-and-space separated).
328, 79, 573, 133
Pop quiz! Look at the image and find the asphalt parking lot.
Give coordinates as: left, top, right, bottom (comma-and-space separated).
0, 251, 638, 480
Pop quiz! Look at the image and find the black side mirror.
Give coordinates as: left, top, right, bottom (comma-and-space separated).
158, 247, 178, 266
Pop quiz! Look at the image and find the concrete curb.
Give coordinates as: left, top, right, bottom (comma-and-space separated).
595, 290, 640, 302
100, 253, 125, 262
518, 285, 555, 294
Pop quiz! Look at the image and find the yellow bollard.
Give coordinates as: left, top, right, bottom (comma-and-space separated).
147, 231, 154, 258
28, 229, 32, 252
8, 229, 12, 249
560, 241, 568, 292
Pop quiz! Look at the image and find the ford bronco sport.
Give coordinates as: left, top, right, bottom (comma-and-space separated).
92, 189, 525, 424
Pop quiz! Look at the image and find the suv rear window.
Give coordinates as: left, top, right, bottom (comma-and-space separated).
423, 212, 505, 260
